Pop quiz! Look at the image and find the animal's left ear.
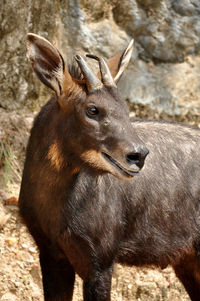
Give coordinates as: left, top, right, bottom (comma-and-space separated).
106, 39, 134, 84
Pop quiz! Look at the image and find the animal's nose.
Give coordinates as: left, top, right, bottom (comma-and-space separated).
126, 146, 149, 170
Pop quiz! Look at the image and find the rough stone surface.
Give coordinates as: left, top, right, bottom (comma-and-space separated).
119, 55, 200, 122
1, 0, 200, 123
112, 0, 200, 62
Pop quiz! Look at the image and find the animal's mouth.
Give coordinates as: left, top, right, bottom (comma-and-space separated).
101, 152, 139, 177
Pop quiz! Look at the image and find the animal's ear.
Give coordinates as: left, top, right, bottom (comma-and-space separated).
106, 39, 134, 84
27, 33, 65, 96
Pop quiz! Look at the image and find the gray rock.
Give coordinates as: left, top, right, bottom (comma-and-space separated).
119, 56, 200, 122
113, 0, 200, 62
1, 0, 200, 123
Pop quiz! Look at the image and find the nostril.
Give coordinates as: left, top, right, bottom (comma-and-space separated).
126, 147, 149, 169
126, 153, 140, 164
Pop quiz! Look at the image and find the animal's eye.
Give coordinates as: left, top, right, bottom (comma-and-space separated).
86, 106, 99, 118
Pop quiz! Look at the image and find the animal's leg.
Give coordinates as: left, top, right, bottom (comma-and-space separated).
173, 253, 200, 301
83, 265, 113, 301
39, 249, 75, 301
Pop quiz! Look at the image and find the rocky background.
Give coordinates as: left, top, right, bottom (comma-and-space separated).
1, 0, 200, 122
1, 0, 200, 300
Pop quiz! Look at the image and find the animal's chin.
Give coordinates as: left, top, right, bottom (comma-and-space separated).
101, 152, 139, 179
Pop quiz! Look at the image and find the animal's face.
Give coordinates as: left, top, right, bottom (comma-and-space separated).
70, 88, 148, 179
27, 33, 148, 179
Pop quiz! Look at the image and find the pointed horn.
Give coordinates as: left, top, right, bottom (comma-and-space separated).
86, 54, 116, 88
74, 55, 102, 92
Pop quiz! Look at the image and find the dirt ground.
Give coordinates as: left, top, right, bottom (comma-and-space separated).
0, 109, 190, 300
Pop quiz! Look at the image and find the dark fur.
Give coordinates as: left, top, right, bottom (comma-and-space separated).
20, 35, 200, 300
19, 93, 200, 300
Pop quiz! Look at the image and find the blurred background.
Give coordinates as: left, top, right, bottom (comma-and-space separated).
1, 0, 200, 300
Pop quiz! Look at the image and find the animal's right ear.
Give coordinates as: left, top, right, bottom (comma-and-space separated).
27, 33, 66, 96
106, 39, 134, 84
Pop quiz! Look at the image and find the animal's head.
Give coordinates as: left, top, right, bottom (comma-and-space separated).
27, 33, 148, 179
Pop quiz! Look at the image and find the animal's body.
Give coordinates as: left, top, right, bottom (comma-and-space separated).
19, 34, 200, 301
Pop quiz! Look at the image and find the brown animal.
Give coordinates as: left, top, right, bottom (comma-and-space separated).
19, 34, 200, 301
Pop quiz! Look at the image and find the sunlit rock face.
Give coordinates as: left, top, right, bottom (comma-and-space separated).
1, 0, 200, 123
